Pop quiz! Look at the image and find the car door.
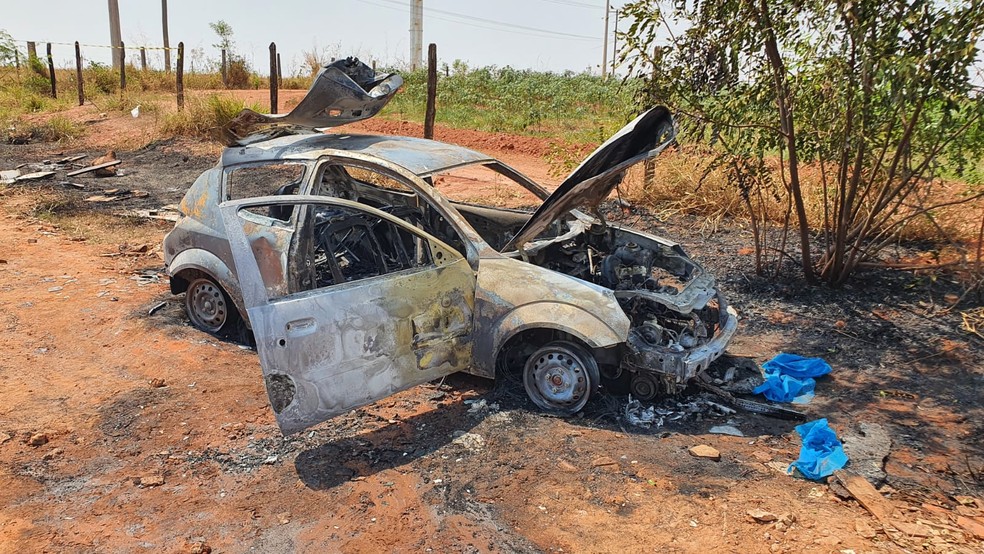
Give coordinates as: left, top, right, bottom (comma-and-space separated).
221, 195, 477, 435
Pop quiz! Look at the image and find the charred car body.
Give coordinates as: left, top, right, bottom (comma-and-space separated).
163, 59, 737, 435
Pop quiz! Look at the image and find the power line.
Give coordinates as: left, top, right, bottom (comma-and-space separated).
358, 0, 597, 41
535, 0, 604, 10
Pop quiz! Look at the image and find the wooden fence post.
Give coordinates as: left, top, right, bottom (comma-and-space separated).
269, 42, 278, 115
46, 43, 56, 99
119, 41, 126, 92
424, 43, 437, 139
140, 47, 147, 71
221, 48, 227, 87
277, 53, 282, 87
176, 42, 184, 110
27, 42, 37, 62
75, 41, 84, 106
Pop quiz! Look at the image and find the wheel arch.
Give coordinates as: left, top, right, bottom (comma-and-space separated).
168, 249, 250, 328
485, 302, 626, 378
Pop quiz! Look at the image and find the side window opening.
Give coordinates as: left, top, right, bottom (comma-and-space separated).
310, 205, 433, 288
313, 162, 468, 258
227, 162, 307, 222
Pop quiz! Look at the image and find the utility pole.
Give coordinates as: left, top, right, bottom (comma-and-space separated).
612, 7, 619, 76
602, 0, 611, 79
108, 0, 122, 70
162, 0, 171, 72
410, 0, 423, 70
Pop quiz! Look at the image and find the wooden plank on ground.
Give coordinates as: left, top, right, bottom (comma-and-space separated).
66, 160, 121, 177
833, 470, 896, 522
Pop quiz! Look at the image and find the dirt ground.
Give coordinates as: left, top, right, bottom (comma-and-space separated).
1, 104, 982, 553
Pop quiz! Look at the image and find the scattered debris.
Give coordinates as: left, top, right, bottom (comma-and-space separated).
709, 424, 744, 437
91, 151, 120, 177
841, 422, 891, 485
624, 396, 660, 428
59, 181, 85, 189
0, 432, 12, 444
961, 307, 984, 340
149, 378, 167, 388
85, 188, 135, 203
27, 432, 49, 446
15, 171, 56, 182
464, 398, 499, 415
689, 445, 721, 460
120, 207, 181, 222
753, 353, 833, 404
747, 509, 778, 523
67, 159, 121, 177
892, 521, 932, 537
1, 169, 21, 183
148, 301, 167, 316
697, 375, 805, 420
790, 419, 848, 480
832, 470, 896, 523
451, 431, 485, 453
184, 540, 212, 554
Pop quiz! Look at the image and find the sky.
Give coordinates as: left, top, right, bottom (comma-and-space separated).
2, 0, 629, 75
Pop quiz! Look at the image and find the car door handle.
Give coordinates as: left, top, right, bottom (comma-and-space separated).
285, 318, 317, 338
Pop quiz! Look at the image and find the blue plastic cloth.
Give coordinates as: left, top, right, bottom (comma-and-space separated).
753, 353, 832, 403
789, 418, 848, 480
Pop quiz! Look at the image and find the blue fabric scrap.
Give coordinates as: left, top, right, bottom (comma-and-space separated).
788, 418, 848, 480
753, 353, 832, 403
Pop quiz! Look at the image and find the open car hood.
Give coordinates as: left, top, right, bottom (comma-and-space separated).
222, 57, 403, 146
503, 107, 676, 252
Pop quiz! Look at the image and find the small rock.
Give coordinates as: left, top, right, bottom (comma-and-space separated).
557, 460, 578, 473
262, 455, 278, 465
688, 445, 720, 460
709, 425, 744, 437
748, 509, 778, 523
184, 540, 211, 554
591, 456, 618, 468
814, 536, 841, 546
855, 519, 877, 539
138, 474, 165, 487
751, 451, 773, 463
42, 447, 63, 460
954, 495, 980, 508
276, 512, 291, 524
149, 378, 166, 388
27, 432, 48, 446
0, 432, 11, 444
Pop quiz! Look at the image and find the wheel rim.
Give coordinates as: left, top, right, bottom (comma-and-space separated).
524, 343, 593, 414
186, 279, 228, 333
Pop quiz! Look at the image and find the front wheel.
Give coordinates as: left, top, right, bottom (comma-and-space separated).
184, 277, 238, 335
523, 341, 599, 416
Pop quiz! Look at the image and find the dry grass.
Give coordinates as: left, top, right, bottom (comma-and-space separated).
160, 94, 266, 140
618, 145, 983, 244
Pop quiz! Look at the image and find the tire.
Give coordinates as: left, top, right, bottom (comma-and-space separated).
184, 277, 239, 335
523, 340, 599, 416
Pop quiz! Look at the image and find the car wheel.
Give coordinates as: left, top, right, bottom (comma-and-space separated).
185, 277, 238, 334
523, 340, 598, 416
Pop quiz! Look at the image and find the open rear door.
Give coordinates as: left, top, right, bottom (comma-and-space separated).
221, 196, 475, 434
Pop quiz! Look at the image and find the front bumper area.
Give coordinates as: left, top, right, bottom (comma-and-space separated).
622, 296, 739, 389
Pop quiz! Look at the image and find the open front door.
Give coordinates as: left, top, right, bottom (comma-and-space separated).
221, 196, 476, 435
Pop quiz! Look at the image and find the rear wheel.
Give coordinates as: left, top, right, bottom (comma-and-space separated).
185, 277, 237, 335
523, 340, 598, 416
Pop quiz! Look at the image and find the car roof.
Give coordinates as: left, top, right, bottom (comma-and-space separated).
220, 132, 495, 177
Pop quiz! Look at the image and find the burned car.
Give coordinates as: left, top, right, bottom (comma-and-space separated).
163, 61, 737, 435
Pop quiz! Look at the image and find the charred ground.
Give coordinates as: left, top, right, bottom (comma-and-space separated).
0, 132, 982, 553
